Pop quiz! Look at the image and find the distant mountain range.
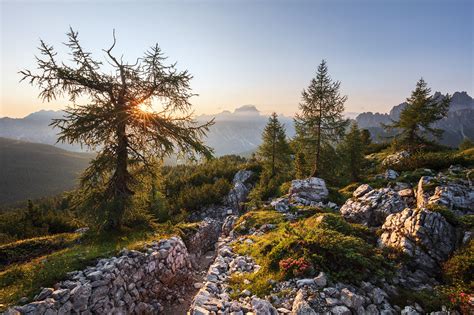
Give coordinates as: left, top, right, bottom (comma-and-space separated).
355, 91, 474, 147
0, 137, 92, 205
0, 105, 296, 156
195, 105, 295, 155
1, 91, 472, 159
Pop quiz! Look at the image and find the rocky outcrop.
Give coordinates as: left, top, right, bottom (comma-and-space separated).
340, 185, 407, 226
416, 172, 474, 214
190, 169, 254, 221
226, 169, 254, 212
7, 237, 193, 315
289, 177, 328, 204
379, 208, 458, 273
382, 150, 410, 168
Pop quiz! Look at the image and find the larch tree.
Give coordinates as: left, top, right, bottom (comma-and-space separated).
256, 113, 292, 177
294, 60, 348, 177
384, 78, 450, 149
20, 28, 213, 229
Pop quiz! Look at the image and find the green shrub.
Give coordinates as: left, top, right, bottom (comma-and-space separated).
459, 215, 474, 230
438, 240, 474, 313
391, 288, 445, 312
365, 142, 391, 154
0, 197, 80, 244
398, 168, 435, 184
234, 210, 285, 235
390, 149, 474, 172
426, 204, 460, 226
231, 212, 394, 297
338, 182, 360, 200
162, 155, 249, 215
443, 240, 474, 290
0, 233, 80, 270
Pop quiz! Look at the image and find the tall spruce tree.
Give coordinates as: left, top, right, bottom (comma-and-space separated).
256, 113, 292, 177
384, 78, 450, 149
338, 123, 365, 181
294, 60, 348, 177
20, 28, 213, 229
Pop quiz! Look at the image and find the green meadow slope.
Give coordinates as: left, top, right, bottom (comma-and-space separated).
0, 137, 93, 206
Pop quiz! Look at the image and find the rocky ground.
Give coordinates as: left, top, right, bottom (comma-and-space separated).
5, 165, 473, 314
188, 165, 474, 315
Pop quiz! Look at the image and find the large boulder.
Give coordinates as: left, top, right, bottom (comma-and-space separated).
289, 177, 329, 204
340, 185, 407, 226
379, 208, 458, 272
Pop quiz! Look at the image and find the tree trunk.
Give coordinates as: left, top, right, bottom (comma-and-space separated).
312, 115, 322, 178
108, 108, 132, 229
271, 128, 276, 177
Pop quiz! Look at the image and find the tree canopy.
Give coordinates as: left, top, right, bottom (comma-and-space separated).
256, 113, 292, 177
384, 78, 450, 149
20, 28, 213, 229
294, 60, 348, 178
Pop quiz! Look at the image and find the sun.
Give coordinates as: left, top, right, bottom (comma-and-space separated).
137, 102, 155, 113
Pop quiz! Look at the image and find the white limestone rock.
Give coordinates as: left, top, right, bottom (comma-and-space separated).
379, 208, 457, 272
340, 186, 407, 226
289, 177, 329, 203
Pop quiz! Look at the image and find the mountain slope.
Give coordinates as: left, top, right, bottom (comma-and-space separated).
0, 138, 93, 205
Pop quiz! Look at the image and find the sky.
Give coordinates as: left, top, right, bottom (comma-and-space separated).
1, 0, 473, 118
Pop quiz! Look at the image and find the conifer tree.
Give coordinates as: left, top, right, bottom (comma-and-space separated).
384, 78, 450, 149
256, 113, 292, 177
338, 123, 365, 181
361, 129, 372, 146
20, 28, 213, 229
294, 60, 348, 177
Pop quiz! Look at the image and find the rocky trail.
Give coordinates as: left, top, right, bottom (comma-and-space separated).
164, 250, 216, 314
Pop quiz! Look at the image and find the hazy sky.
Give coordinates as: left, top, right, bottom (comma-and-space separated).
1, 0, 472, 118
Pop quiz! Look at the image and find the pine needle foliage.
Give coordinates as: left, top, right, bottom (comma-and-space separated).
384, 78, 450, 150
294, 60, 348, 177
256, 113, 292, 177
20, 28, 214, 229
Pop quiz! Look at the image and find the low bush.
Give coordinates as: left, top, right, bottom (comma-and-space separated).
233, 210, 285, 235
443, 240, 474, 290
0, 233, 80, 270
0, 197, 80, 244
231, 211, 394, 297
391, 288, 445, 312
438, 240, 474, 313
162, 155, 249, 216
390, 149, 474, 172
365, 142, 391, 155
426, 204, 460, 227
